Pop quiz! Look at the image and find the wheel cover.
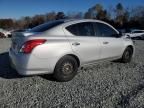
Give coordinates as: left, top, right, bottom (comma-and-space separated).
125, 50, 130, 60
62, 62, 73, 75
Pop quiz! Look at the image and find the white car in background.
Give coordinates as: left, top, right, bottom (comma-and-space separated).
0, 29, 11, 38
126, 30, 144, 39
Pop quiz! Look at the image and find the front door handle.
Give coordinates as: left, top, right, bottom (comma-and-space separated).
103, 42, 109, 44
72, 42, 80, 46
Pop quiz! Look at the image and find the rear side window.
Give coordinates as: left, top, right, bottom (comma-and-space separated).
66, 24, 79, 36
30, 21, 64, 32
94, 22, 118, 37
66, 22, 95, 36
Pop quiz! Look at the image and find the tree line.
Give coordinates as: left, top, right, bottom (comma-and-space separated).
0, 3, 144, 31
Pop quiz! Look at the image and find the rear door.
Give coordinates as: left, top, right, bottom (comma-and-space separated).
93, 22, 124, 59
65, 22, 101, 64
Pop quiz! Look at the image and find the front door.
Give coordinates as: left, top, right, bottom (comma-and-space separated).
93, 22, 124, 59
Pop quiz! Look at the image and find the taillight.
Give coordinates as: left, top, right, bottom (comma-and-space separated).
20, 39, 46, 54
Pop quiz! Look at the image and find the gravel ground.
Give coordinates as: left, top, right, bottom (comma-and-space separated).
0, 38, 144, 108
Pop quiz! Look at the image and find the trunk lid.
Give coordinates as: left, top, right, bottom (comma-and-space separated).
11, 31, 38, 53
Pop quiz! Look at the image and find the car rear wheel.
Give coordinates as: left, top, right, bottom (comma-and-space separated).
54, 56, 78, 82
121, 47, 133, 63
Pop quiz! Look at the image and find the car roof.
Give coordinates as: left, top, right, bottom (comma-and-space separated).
63, 19, 107, 23
28, 19, 119, 35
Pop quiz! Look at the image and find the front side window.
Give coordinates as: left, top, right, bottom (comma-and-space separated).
94, 22, 118, 37
66, 22, 95, 36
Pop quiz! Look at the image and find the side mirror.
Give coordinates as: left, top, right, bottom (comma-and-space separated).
111, 32, 122, 38
126, 35, 131, 39
116, 32, 122, 38
119, 31, 122, 35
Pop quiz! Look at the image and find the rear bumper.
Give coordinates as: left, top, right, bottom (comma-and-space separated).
9, 48, 53, 75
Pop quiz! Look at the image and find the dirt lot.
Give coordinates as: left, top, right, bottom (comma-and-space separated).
0, 39, 144, 108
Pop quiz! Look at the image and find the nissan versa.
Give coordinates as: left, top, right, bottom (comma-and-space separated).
9, 19, 134, 81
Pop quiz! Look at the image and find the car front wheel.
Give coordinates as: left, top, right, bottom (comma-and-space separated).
121, 47, 133, 63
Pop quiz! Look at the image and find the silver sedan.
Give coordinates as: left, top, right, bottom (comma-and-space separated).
9, 19, 134, 81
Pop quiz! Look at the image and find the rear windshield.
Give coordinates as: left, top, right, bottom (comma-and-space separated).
30, 20, 64, 32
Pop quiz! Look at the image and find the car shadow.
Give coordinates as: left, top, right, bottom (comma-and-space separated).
40, 74, 56, 81
0, 52, 56, 81
0, 52, 23, 79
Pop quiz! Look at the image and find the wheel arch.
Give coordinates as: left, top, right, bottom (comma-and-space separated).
55, 54, 80, 69
126, 45, 134, 54
66, 54, 80, 67
124, 45, 135, 58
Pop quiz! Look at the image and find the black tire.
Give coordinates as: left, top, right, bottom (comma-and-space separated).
53, 56, 78, 82
121, 47, 133, 63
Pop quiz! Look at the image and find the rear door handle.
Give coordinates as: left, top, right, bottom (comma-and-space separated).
103, 42, 109, 44
72, 42, 80, 46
